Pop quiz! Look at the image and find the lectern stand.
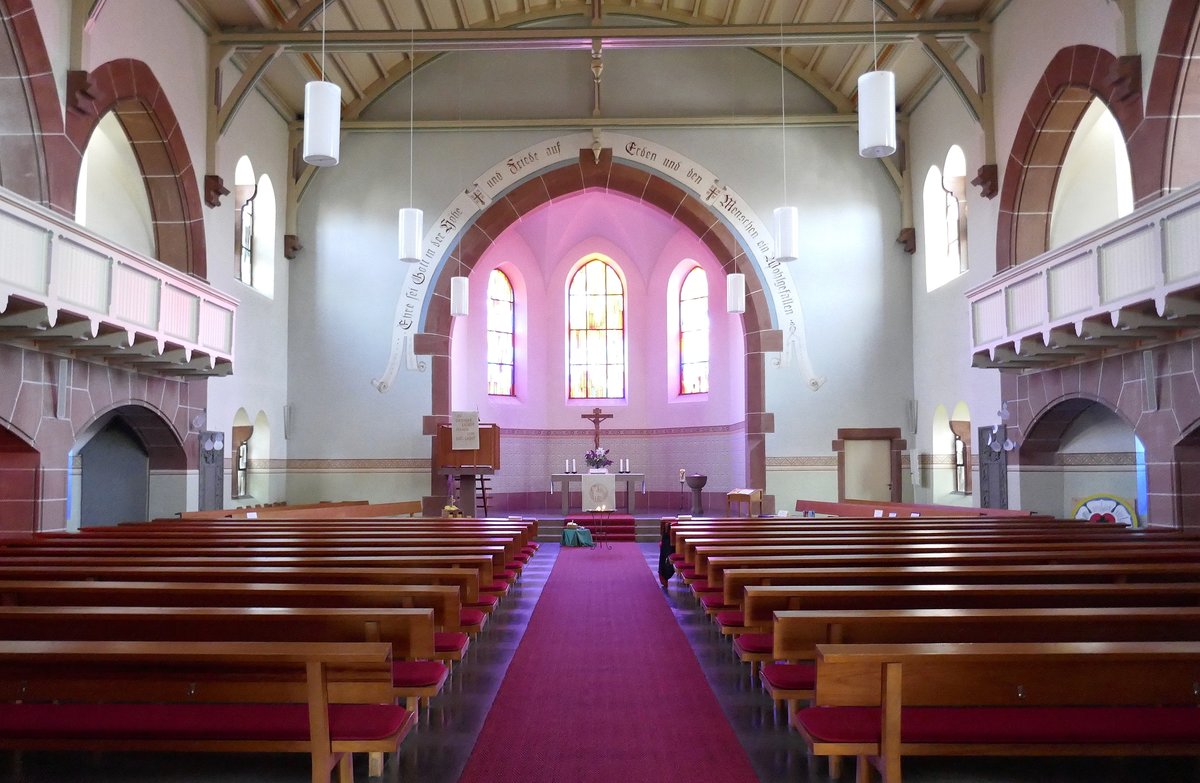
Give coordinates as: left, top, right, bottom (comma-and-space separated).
436, 423, 500, 517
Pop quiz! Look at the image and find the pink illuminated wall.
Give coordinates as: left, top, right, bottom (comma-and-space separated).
449, 188, 747, 500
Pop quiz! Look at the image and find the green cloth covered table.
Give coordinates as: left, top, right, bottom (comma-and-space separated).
561, 527, 594, 547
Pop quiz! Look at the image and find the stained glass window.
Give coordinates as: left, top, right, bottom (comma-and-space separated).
487, 269, 515, 396
567, 258, 625, 399
679, 266, 709, 394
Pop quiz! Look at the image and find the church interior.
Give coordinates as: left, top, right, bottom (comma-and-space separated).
1, 0, 1200, 781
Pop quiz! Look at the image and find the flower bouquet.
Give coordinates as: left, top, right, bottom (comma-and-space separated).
584, 447, 613, 472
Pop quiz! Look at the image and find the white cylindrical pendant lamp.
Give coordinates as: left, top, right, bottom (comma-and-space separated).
773, 206, 800, 263
726, 272, 746, 314
450, 275, 469, 317
857, 69, 896, 158
302, 80, 341, 167
398, 207, 423, 263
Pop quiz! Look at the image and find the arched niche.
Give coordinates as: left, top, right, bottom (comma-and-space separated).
69, 403, 186, 529
0, 422, 39, 534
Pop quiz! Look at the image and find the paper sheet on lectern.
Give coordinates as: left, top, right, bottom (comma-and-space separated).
581, 474, 616, 511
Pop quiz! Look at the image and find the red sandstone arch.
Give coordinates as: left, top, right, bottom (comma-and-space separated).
996, 45, 1148, 271
0, 422, 39, 535
1148, 0, 1200, 195
64, 60, 207, 277
421, 149, 780, 504
76, 402, 188, 472
0, 0, 69, 211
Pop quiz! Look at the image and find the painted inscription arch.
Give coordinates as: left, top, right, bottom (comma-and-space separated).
372, 131, 823, 393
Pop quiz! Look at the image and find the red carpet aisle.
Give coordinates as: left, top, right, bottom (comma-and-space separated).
457, 543, 760, 783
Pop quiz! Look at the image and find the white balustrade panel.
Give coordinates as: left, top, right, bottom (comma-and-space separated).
972, 292, 1006, 345
0, 211, 51, 296
1047, 252, 1097, 319
199, 301, 234, 353
161, 285, 199, 342
1099, 225, 1158, 304
1006, 275, 1046, 333
1164, 202, 1200, 284
53, 238, 111, 312
110, 263, 161, 329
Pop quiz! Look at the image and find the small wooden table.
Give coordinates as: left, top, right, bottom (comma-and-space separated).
726, 488, 763, 517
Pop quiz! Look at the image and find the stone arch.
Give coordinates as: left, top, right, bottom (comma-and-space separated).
0, 0, 69, 210
74, 401, 187, 472
422, 149, 778, 501
1145, 0, 1200, 196
1018, 394, 1133, 467
996, 45, 1147, 271
64, 59, 206, 277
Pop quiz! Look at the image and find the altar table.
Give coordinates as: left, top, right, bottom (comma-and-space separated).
550, 473, 646, 514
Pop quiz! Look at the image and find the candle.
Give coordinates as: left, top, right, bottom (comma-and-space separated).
565, 459, 570, 473
571, 458, 577, 473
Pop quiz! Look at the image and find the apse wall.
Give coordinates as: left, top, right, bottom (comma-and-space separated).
291, 43, 911, 507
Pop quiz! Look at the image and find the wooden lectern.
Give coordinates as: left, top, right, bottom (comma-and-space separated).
436, 423, 500, 517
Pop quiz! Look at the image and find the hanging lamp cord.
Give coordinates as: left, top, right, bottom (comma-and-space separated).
779, 15, 787, 207
320, 0, 327, 81
409, 28, 415, 209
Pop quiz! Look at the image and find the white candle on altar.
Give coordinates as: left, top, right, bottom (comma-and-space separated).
565, 459, 569, 473
571, 458, 577, 473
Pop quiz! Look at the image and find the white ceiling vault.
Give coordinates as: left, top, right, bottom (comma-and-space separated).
180, 0, 1007, 146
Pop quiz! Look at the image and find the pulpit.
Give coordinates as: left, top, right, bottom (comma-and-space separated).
436, 422, 500, 517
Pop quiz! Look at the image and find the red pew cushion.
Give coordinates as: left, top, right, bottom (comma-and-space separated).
392, 660, 449, 688
460, 608, 487, 629
435, 631, 469, 654
732, 633, 773, 655
0, 702, 409, 743
716, 610, 745, 628
796, 706, 1200, 745
760, 662, 815, 692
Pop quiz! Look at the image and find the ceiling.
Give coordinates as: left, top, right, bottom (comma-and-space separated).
179, 0, 1008, 131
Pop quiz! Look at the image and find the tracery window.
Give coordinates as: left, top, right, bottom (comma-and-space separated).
567, 258, 626, 399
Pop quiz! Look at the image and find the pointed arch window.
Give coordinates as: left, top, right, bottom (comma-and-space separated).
567, 258, 625, 399
487, 269, 515, 396
679, 266, 709, 394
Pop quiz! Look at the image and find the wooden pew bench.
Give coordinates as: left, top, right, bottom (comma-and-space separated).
0, 639, 412, 783
716, 562, 1200, 615
762, 605, 1200, 719
702, 546, 1200, 597
794, 641, 1200, 783
0, 579, 482, 663
0, 605, 446, 716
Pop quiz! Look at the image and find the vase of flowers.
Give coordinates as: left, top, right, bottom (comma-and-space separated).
584, 447, 613, 473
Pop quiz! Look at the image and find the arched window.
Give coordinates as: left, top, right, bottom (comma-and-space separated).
487, 269, 515, 396
923, 146, 968, 291
567, 257, 626, 399
943, 146, 968, 276
233, 157, 256, 286
678, 266, 709, 394
1049, 97, 1134, 248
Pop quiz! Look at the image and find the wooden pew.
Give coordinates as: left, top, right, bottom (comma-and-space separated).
762, 605, 1200, 722
702, 546, 1200, 594
0, 563, 482, 603
0, 553, 501, 590
794, 641, 1200, 783
0, 578, 482, 636
719, 562, 1200, 611
672, 527, 1191, 563
0, 639, 411, 783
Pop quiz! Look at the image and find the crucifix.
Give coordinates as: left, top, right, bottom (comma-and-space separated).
581, 407, 613, 449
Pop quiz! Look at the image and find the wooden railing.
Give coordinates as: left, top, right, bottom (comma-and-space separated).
966, 182, 1200, 370
0, 188, 236, 376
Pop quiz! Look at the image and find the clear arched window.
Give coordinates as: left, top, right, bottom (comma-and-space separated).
679, 266, 709, 394
567, 257, 626, 399
943, 146, 968, 276
487, 269, 515, 396
233, 157, 256, 286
